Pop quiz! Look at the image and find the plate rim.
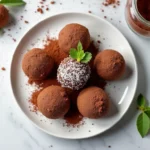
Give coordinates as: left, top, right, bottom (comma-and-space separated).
10, 12, 138, 139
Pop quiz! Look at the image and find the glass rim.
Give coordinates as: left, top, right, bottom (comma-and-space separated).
133, 0, 150, 26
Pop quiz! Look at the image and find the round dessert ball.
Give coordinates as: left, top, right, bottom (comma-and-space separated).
0, 5, 9, 28
22, 48, 54, 80
94, 50, 125, 80
57, 57, 91, 90
37, 86, 70, 119
77, 87, 109, 119
58, 23, 91, 54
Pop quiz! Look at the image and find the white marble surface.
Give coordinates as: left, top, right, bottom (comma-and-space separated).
0, 0, 150, 149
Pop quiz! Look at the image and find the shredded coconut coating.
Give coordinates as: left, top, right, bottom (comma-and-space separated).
57, 57, 91, 90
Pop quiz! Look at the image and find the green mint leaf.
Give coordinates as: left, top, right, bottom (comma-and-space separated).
136, 112, 150, 138
77, 41, 83, 51
77, 49, 85, 62
0, 0, 26, 6
81, 52, 92, 63
69, 41, 92, 63
145, 107, 150, 111
70, 48, 78, 59
145, 107, 150, 118
145, 110, 150, 118
137, 94, 146, 108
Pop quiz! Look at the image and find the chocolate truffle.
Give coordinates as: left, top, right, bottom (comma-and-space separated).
57, 57, 91, 90
0, 5, 9, 28
22, 48, 54, 80
37, 86, 70, 119
77, 87, 109, 118
58, 23, 91, 54
94, 50, 125, 80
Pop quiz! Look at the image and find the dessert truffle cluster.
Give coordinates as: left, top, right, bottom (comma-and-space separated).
22, 23, 126, 121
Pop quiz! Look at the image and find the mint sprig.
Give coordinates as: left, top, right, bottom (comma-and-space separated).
0, 0, 26, 6
69, 41, 92, 63
136, 94, 150, 138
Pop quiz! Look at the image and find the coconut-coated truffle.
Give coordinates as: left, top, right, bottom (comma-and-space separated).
22, 48, 54, 80
57, 57, 91, 90
0, 5, 9, 28
77, 87, 109, 119
58, 23, 91, 54
94, 50, 125, 80
37, 86, 70, 119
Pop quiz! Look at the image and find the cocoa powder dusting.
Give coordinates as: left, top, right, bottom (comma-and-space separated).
64, 91, 83, 125
102, 0, 120, 7
1, 67, 6, 71
28, 38, 107, 126
29, 90, 42, 108
87, 41, 99, 67
43, 39, 68, 66
37, 8, 43, 14
28, 77, 60, 89
50, 1, 55, 4
24, 21, 29, 24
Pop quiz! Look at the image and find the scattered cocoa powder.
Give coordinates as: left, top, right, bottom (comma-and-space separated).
50, 1, 55, 4
97, 40, 101, 44
43, 39, 68, 66
29, 90, 42, 110
36, 0, 56, 14
37, 8, 43, 14
24, 20, 29, 24
12, 38, 16, 42
1, 67, 6, 71
64, 91, 83, 125
87, 41, 99, 67
102, 0, 120, 7
46, 8, 49, 11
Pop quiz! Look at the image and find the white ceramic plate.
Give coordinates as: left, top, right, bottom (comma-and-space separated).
10, 12, 138, 139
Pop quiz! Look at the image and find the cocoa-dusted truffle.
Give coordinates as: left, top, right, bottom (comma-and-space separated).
94, 50, 125, 80
37, 86, 70, 119
22, 48, 54, 80
0, 5, 9, 28
57, 57, 91, 90
58, 23, 91, 54
77, 87, 109, 118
